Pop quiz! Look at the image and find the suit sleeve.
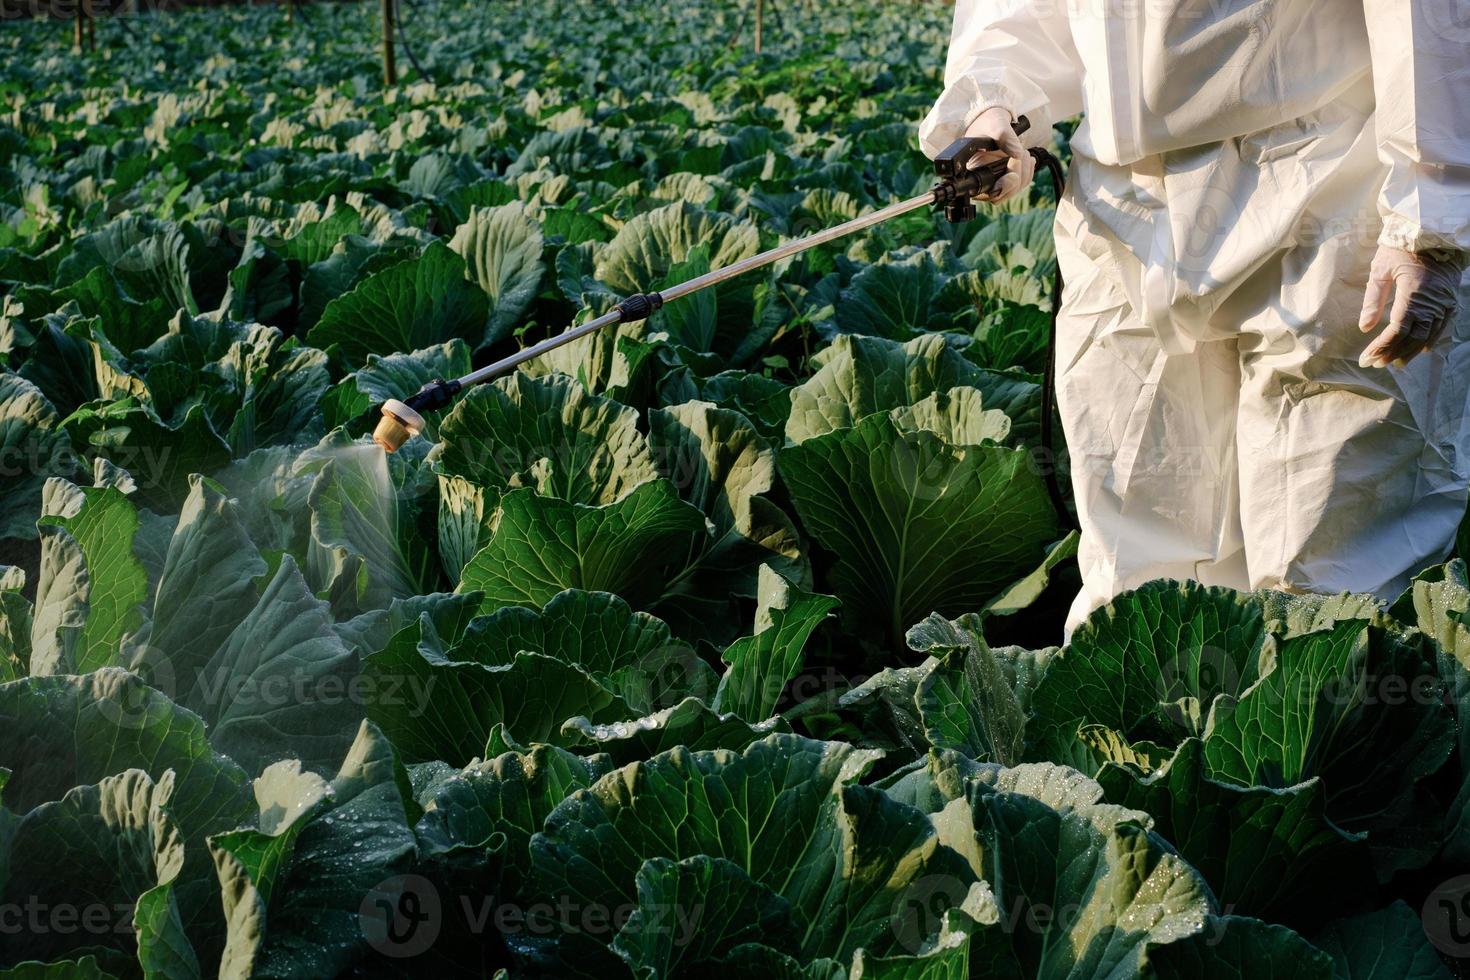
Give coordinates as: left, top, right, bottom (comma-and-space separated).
1364, 0, 1470, 253
918, 0, 1084, 159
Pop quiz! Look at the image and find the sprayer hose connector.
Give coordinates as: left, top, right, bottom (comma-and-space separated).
615, 292, 665, 323
404, 378, 463, 415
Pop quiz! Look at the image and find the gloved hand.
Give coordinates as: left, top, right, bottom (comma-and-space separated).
963, 106, 1034, 204
1358, 246, 1466, 368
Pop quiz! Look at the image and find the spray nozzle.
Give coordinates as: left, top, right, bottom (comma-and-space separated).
373, 399, 426, 452
372, 378, 462, 452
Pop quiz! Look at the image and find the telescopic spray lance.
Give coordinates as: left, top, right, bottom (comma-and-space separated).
373, 119, 1066, 466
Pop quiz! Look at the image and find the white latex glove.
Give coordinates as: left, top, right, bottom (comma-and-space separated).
963, 106, 1034, 204
1358, 246, 1466, 368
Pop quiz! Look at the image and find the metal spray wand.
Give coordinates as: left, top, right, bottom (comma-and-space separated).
373, 120, 1041, 451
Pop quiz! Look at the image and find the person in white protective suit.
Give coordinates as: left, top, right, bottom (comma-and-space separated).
920, 0, 1470, 634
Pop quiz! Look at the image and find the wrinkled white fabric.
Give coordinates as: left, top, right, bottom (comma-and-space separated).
1054, 151, 1470, 632
921, 0, 1470, 257
921, 0, 1470, 633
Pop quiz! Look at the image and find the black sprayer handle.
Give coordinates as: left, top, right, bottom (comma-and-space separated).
932, 114, 1031, 176
931, 115, 1035, 222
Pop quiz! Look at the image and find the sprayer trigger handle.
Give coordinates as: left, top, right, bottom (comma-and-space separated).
931, 115, 1034, 178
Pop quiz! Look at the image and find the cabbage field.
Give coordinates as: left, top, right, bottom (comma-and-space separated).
0, 0, 1467, 977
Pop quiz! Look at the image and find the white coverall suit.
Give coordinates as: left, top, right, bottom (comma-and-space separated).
920, 0, 1470, 633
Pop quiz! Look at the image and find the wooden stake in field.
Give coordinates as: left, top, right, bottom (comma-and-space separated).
73, 0, 93, 53
381, 0, 397, 86
754, 0, 763, 53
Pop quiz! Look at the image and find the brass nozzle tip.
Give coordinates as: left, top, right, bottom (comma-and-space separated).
373, 415, 413, 453
373, 399, 425, 453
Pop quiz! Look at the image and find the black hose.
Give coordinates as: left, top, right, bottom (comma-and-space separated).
394, 0, 430, 81
725, 1, 751, 49
1031, 148, 1077, 531
766, 0, 785, 36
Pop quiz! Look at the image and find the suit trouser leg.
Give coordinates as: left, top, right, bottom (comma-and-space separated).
1234, 232, 1470, 599
1054, 198, 1249, 636
1055, 183, 1470, 634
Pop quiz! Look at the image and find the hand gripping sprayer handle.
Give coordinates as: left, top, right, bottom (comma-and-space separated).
930, 113, 1031, 223
374, 116, 1048, 451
